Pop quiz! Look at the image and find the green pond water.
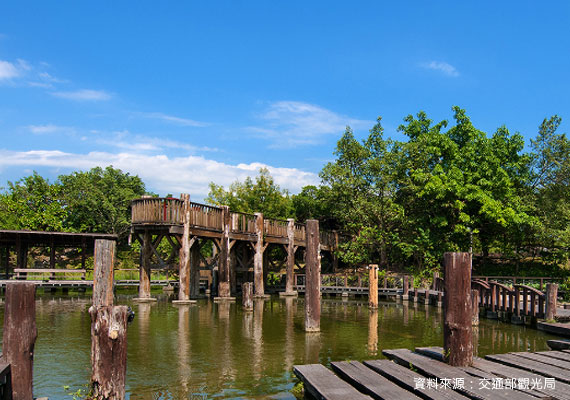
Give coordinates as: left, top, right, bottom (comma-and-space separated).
1, 291, 561, 399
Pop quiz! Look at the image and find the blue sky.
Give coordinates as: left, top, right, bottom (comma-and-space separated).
0, 1, 569, 200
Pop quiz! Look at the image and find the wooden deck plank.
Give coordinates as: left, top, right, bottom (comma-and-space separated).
331, 360, 421, 400
534, 350, 570, 363
417, 347, 570, 400
383, 348, 538, 400
364, 359, 469, 400
485, 353, 570, 384
510, 352, 570, 371
293, 364, 372, 400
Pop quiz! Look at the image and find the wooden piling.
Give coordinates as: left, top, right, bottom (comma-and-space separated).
242, 282, 253, 310
284, 218, 297, 295
305, 219, 321, 332
92, 239, 115, 308
90, 306, 128, 400
254, 213, 265, 297
178, 193, 191, 301
218, 206, 231, 298
545, 283, 558, 321
368, 264, 378, 309
443, 252, 473, 367
4, 282, 37, 400
471, 289, 479, 326
138, 230, 152, 300
402, 275, 409, 300
190, 241, 201, 298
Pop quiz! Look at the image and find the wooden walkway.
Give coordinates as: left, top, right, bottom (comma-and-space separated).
294, 346, 570, 399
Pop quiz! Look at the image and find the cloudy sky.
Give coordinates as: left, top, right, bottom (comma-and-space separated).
0, 2, 569, 200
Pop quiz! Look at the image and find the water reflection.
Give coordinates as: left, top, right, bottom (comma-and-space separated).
5, 295, 561, 399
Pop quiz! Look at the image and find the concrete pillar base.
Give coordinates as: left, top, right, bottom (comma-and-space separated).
486, 311, 498, 320
279, 291, 298, 297
172, 299, 197, 305
213, 297, 236, 302
133, 297, 158, 303
511, 315, 525, 325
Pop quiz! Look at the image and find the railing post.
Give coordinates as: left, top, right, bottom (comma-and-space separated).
545, 283, 558, 321
4, 282, 36, 400
305, 219, 321, 332
280, 218, 298, 297
443, 252, 473, 367
369, 264, 378, 309
254, 213, 265, 297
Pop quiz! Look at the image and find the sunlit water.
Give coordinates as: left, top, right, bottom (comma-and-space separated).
0, 291, 561, 399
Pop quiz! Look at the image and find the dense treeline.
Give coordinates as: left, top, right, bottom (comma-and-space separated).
209, 107, 570, 276
1, 107, 569, 277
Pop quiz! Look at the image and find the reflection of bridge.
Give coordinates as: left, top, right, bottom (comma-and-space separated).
130, 196, 341, 301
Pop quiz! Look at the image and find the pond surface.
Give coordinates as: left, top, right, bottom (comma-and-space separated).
0, 292, 561, 399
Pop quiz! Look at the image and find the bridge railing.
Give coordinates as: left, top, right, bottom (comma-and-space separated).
230, 211, 256, 234
264, 218, 288, 237
472, 280, 547, 319
294, 223, 306, 242
131, 197, 184, 225
189, 202, 223, 231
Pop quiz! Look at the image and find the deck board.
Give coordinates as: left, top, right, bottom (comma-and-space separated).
485, 353, 570, 384
382, 348, 538, 400
512, 351, 570, 370
364, 359, 469, 400
331, 360, 421, 400
293, 364, 371, 400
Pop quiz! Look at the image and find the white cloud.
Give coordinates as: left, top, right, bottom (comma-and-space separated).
0, 149, 318, 197
421, 61, 459, 77
27, 124, 71, 134
51, 89, 111, 101
136, 112, 209, 127
0, 60, 20, 80
248, 101, 372, 148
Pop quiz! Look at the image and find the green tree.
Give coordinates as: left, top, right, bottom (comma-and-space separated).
59, 166, 146, 238
206, 168, 293, 219
0, 172, 67, 231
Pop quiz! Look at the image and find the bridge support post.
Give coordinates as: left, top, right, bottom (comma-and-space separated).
190, 240, 201, 298
254, 213, 265, 298
443, 252, 473, 367
134, 231, 157, 303
174, 194, 196, 305
4, 282, 36, 400
215, 206, 235, 302
305, 219, 321, 332
368, 264, 378, 309
545, 283, 558, 321
280, 218, 298, 297
471, 289, 479, 326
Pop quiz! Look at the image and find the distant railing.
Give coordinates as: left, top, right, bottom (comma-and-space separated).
264, 218, 288, 237
230, 211, 256, 234
131, 197, 184, 225
131, 197, 338, 244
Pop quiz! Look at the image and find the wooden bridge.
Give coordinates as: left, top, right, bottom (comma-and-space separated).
130, 195, 341, 301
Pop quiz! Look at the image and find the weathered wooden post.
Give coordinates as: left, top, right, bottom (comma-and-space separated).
471, 289, 479, 326
174, 194, 196, 305
134, 230, 156, 302
280, 218, 298, 297
545, 283, 558, 321
4, 282, 36, 400
90, 239, 128, 400
443, 252, 473, 366
305, 219, 321, 332
368, 264, 378, 309
215, 206, 234, 301
92, 239, 116, 308
402, 275, 409, 301
190, 241, 201, 298
254, 213, 265, 297
242, 282, 253, 311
